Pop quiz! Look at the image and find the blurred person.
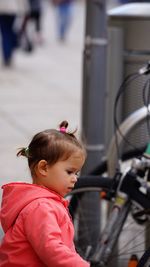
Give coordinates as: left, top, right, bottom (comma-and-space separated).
0, 120, 90, 267
28, 0, 43, 44
52, 0, 74, 42
20, 0, 43, 50
0, 0, 29, 67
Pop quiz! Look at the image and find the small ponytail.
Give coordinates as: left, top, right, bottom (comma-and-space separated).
59, 120, 77, 136
59, 120, 68, 129
17, 147, 29, 158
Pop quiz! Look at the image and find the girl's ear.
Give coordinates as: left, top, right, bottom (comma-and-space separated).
36, 160, 48, 176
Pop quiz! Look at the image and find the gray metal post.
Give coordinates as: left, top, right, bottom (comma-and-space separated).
78, 0, 108, 259
82, 0, 107, 174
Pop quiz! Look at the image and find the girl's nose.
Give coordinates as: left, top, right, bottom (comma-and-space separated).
72, 174, 78, 183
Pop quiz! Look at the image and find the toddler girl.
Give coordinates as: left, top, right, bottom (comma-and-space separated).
0, 121, 90, 267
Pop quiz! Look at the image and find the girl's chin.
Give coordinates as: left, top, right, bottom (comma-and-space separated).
65, 187, 73, 194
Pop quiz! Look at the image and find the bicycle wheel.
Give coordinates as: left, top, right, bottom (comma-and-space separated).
107, 106, 150, 176
67, 178, 150, 267
137, 247, 150, 267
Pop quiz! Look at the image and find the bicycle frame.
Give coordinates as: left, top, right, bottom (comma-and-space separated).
91, 193, 131, 266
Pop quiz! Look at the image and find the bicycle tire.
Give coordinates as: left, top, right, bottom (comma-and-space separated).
137, 247, 150, 267
107, 106, 150, 176
67, 178, 150, 267
73, 176, 114, 190
69, 176, 114, 218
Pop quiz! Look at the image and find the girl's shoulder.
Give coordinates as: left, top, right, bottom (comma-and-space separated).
20, 196, 68, 220
18, 197, 71, 228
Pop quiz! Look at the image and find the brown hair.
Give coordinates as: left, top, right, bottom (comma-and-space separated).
17, 121, 86, 176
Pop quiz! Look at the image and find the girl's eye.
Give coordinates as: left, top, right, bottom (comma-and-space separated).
66, 170, 80, 176
67, 170, 73, 175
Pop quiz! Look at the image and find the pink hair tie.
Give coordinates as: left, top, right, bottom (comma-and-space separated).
60, 127, 66, 133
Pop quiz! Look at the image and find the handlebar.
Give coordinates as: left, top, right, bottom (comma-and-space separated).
120, 168, 150, 209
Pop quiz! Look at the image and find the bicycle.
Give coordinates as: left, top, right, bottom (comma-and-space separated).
67, 151, 150, 267
66, 62, 150, 267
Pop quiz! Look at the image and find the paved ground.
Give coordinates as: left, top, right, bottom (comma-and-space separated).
0, 0, 120, 193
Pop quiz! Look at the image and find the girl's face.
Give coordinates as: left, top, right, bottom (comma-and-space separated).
36, 151, 85, 197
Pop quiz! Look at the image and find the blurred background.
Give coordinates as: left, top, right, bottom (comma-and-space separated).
0, 0, 120, 192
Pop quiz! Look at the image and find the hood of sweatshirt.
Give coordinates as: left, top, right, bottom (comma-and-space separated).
0, 182, 68, 233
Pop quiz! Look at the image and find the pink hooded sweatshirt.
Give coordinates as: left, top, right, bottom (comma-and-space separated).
0, 182, 90, 267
